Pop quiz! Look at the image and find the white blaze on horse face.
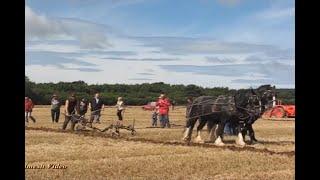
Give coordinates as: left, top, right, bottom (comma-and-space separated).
259, 100, 262, 112
272, 95, 276, 107
236, 133, 245, 146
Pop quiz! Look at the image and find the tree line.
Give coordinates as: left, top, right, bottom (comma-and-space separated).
25, 76, 295, 105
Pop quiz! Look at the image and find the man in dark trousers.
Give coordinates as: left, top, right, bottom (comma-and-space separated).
62, 93, 79, 131
89, 93, 105, 124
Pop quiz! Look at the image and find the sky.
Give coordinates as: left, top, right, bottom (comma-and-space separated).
25, 0, 295, 89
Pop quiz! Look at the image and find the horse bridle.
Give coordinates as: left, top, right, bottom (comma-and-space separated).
261, 90, 276, 109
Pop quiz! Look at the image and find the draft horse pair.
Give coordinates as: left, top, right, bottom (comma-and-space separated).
182, 85, 275, 146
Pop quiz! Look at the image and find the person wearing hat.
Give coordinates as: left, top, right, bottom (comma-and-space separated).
50, 94, 61, 123
156, 93, 171, 128
62, 93, 79, 130
25, 96, 36, 124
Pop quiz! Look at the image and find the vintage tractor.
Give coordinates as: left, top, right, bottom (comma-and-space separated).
262, 100, 295, 118
142, 101, 157, 111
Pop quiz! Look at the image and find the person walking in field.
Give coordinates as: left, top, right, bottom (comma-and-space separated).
79, 98, 89, 116
89, 93, 105, 124
62, 93, 79, 131
25, 96, 36, 124
50, 94, 61, 123
156, 93, 171, 128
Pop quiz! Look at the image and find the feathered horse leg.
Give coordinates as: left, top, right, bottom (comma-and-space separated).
182, 118, 197, 142
194, 118, 206, 143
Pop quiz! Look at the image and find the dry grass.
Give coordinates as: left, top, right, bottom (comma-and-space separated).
26, 106, 294, 180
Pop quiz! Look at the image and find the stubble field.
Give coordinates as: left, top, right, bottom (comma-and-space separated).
25, 106, 295, 180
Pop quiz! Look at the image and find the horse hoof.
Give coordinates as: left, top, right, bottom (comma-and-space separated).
182, 137, 191, 142
194, 139, 205, 143
194, 136, 204, 143
214, 142, 225, 146
236, 141, 246, 147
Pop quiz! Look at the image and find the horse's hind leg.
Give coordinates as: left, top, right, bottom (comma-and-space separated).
207, 120, 217, 142
235, 124, 246, 146
213, 123, 225, 146
247, 124, 258, 143
194, 118, 207, 143
214, 114, 228, 146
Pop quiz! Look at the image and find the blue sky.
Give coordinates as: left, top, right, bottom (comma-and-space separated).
25, 0, 295, 89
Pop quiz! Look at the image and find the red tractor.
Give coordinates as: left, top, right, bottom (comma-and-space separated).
262, 100, 295, 118
142, 102, 157, 111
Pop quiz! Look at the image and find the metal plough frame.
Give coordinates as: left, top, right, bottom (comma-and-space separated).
70, 114, 137, 136
99, 119, 136, 136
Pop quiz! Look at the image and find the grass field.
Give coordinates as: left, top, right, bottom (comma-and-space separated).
25, 106, 295, 180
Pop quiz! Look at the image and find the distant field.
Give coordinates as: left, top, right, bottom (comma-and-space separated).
26, 106, 295, 180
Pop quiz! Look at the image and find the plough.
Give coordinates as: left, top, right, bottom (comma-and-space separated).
67, 114, 137, 136
99, 119, 136, 136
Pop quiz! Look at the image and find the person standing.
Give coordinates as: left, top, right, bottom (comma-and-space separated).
156, 93, 171, 128
89, 93, 105, 124
151, 109, 158, 127
50, 94, 61, 123
165, 97, 172, 128
25, 97, 36, 124
116, 97, 125, 122
62, 93, 78, 131
171, 100, 176, 111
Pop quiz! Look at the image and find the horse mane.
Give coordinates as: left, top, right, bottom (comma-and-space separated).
256, 84, 272, 92
234, 89, 252, 107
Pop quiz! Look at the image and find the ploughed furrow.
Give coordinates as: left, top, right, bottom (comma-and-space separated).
26, 127, 295, 157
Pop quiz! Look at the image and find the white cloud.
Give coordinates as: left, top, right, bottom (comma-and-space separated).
256, 7, 295, 20
26, 43, 81, 53
25, 5, 111, 49
25, 3, 294, 88
25, 6, 69, 40
78, 33, 111, 49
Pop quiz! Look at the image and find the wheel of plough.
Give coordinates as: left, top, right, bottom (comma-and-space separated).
270, 106, 287, 118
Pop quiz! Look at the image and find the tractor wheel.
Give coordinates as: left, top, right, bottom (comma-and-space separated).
270, 106, 287, 118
